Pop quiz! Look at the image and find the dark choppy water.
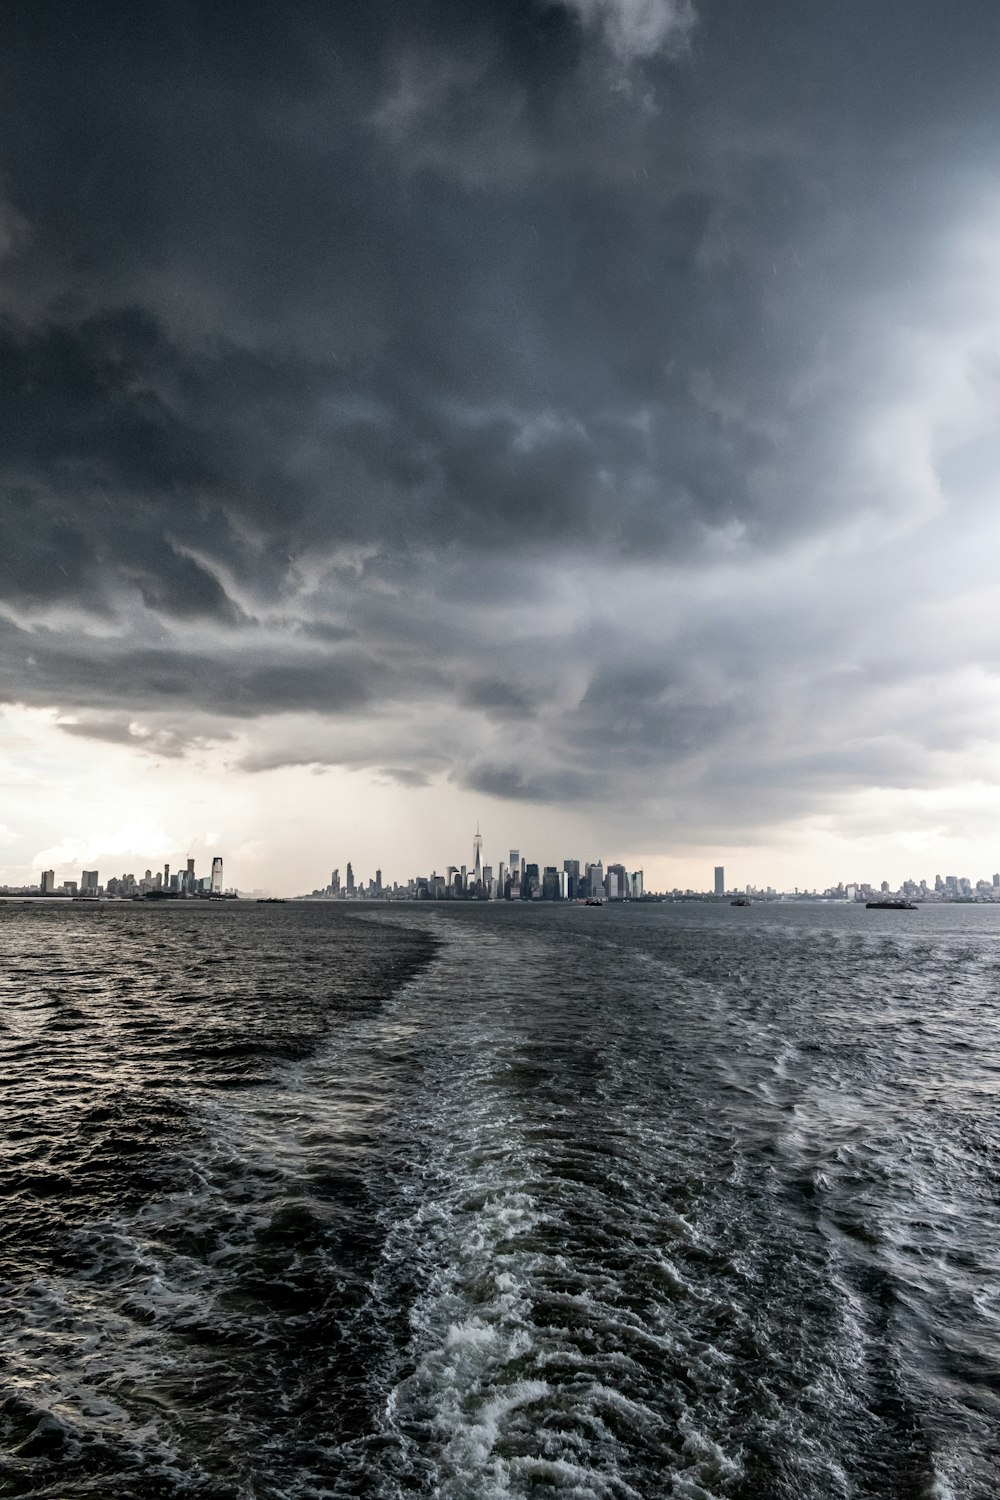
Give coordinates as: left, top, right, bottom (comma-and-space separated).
2, 900, 999, 1499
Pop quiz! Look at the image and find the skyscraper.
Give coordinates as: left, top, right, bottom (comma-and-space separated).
714, 865, 725, 897
473, 824, 482, 886
346, 862, 355, 894
211, 856, 224, 893
40, 869, 55, 895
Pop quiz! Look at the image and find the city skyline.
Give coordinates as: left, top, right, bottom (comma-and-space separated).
23, 852, 228, 900
11, 813, 1000, 903
14, 824, 1000, 904
302, 839, 1000, 904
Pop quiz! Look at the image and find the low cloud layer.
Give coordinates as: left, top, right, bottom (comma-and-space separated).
3, 0, 1000, 872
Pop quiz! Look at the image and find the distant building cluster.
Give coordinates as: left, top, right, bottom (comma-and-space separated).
23, 855, 227, 900
305, 851, 1000, 906
6, 847, 1000, 907
833, 872, 1000, 904
305, 832, 644, 903
671, 867, 1000, 903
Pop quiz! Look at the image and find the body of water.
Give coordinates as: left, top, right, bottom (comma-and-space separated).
2, 899, 999, 1498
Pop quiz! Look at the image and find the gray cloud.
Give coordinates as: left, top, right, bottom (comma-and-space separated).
377, 767, 433, 788
2, 0, 1000, 848
56, 714, 230, 759
0, 618, 381, 719
461, 677, 540, 720
461, 761, 598, 803
559, 0, 697, 62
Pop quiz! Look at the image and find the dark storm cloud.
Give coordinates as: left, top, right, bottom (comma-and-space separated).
0, 617, 379, 719
461, 677, 539, 719
377, 767, 433, 788
462, 761, 597, 803
2, 0, 999, 833
57, 715, 228, 759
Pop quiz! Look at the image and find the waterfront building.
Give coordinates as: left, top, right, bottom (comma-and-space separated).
211, 856, 224, 894
714, 865, 725, 897
40, 869, 55, 895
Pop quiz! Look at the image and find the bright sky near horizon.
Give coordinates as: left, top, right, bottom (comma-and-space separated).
4, 1, 1000, 894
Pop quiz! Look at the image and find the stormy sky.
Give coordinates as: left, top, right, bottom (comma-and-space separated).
3, 0, 1000, 892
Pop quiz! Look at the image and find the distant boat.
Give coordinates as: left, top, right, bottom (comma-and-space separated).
256, 898, 287, 904
865, 899, 917, 910
584, 897, 604, 906
730, 897, 750, 907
